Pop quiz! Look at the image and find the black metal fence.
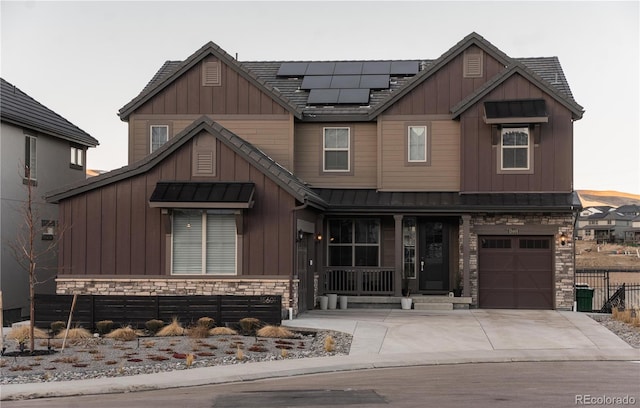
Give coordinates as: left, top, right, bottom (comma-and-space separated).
575, 269, 640, 312
34, 294, 282, 330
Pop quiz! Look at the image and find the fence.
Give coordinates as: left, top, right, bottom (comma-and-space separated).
575, 269, 640, 312
34, 294, 282, 330
323, 267, 395, 295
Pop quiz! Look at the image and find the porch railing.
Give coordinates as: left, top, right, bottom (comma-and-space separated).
322, 267, 395, 295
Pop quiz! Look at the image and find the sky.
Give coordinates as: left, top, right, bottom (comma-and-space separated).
1, 1, 639, 194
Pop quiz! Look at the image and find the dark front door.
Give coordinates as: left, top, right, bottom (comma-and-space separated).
297, 234, 315, 312
418, 221, 449, 292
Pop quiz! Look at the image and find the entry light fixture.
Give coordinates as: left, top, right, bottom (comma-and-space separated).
297, 229, 304, 242
315, 233, 323, 242
559, 232, 568, 246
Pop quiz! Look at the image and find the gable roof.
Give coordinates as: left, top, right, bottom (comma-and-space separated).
46, 117, 326, 209
0, 78, 99, 147
118, 42, 303, 121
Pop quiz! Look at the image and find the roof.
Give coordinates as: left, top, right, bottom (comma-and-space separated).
46, 117, 326, 209
0, 78, 99, 147
149, 182, 255, 209
314, 189, 581, 214
120, 32, 583, 122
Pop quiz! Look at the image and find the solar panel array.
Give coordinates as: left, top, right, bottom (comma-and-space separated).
277, 61, 420, 105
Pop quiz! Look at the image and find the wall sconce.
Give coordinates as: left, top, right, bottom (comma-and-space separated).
559, 232, 568, 246
297, 229, 304, 242
315, 233, 323, 242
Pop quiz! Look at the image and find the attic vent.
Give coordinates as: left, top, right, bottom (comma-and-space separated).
202, 61, 221, 86
463, 49, 483, 78
195, 151, 214, 175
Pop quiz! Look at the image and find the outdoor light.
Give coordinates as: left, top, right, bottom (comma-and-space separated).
297, 229, 304, 242
559, 232, 567, 246
315, 233, 323, 242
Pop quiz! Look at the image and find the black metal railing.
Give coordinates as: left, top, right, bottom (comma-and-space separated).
323, 267, 395, 295
575, 269, 640, 312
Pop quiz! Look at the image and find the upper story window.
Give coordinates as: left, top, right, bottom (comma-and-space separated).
25, 135, 37, 180
327, 219, 380, 267
70, 145, 84, 169
150, 125, 169, 153
501, 127, 529, 170
408, 126, 427, 162
323, 127, 350, 172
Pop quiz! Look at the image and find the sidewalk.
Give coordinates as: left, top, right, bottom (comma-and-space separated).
2, 309, 639, 400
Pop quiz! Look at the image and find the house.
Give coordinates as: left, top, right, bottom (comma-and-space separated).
580, 211, 635, 243
625, 215, 640, 243
46, 33, 583, 313
0, 78, 99, 323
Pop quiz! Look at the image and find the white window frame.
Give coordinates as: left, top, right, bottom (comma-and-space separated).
25, 135, 37, 180
150, 125, 169, 153
408, 125, 427, 163
171, 210, 237, 275
500, 127, 530, 170
323, 127, 350, 172
70, 146, 84, 167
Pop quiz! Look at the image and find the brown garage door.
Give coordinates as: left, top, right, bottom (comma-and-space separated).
478, 236, 553, 309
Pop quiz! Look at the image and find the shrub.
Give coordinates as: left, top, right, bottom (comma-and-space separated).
96, 320, 114, 336
8, 326, 48, 344
197, 317, 215, 329
157, 317, 185, 337
145, 319, 164, 334
55, 327, 92, 340
239, 317, 262, 334
209, 327, 237, 336
324, 335, 335, 352
187, 325, 210, 339
50, 321, 66, 335
256, 325, 294, 339
105, 326, 138, 341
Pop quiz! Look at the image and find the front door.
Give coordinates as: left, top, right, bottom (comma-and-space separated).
418, 221, 449, 292
297, 234, 315, 312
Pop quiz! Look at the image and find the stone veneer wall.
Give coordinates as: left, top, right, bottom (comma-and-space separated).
458, 213, 575, 310
56, 278, 299, 316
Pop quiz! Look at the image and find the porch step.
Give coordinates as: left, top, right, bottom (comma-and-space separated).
343, 295, 472, 310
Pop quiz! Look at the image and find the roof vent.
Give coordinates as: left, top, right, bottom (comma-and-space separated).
463, 49, 483, 78
202, 61, 221, 86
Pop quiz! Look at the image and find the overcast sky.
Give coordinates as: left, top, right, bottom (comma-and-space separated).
1, 1, 638, 194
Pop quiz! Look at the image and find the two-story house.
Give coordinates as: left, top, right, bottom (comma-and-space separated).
1, 78, 99, 323
46, 33, 583, 313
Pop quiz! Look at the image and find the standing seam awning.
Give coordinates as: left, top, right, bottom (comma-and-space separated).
483, 99, 548, 124
149, 182, 255, 209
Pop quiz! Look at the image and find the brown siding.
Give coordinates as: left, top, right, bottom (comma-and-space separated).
294, 122, 377, 188
386, 45, 504, 116
59, 131, 295, 278
460, 74, 574, 192
379, 118, 460, 191
128, 114, 293, 169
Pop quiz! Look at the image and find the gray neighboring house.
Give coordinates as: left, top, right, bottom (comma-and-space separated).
0, 78, 98, 323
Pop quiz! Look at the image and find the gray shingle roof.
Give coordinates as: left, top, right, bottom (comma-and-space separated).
0, 78, 99, 147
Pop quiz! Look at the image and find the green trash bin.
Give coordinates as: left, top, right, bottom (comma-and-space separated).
575, 284, 594, 312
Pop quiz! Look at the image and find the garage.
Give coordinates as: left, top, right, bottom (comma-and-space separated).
478, 236, 553, 309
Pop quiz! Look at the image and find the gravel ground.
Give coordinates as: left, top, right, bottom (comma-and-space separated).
0, 327, 351, 385
589, 314, 640, 348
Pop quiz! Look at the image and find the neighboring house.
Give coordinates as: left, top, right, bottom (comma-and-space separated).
580, 211, 635, 243
0, 78, 98, 323
46, 33, 584, 313
625, 215, 640, 243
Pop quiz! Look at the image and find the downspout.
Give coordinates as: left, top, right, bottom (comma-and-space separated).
291, 200, 309, 314
572, 204, 579, 311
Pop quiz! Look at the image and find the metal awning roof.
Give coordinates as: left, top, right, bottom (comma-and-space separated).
149, 182, 255, 209
484, 99, 548, 124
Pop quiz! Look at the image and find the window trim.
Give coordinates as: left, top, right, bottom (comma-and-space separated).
322, 127, 351, 173
498, 126, 534, 174
150, 124, 170, 154
405, 123, 431, 166
24, 135, 37, 181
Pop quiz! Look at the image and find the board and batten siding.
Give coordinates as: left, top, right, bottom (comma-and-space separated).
294, 122, 377, 188
379, 118, 460, 191
128, 114, 294, 170
460, 74, 574, 192
58, 131, 295, 278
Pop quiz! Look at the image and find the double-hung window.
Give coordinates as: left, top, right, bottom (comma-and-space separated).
25, 135, 37, 180
323, 127, 350, 172
327, 219, 380, 267
408, 126, 427, 162
70, 145, 84, 168
501, 127, 530, 170
172, 210, 236, 275
150, 125, 169, 153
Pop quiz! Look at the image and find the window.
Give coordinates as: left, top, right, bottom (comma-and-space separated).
70, 146, 84, 168
408, 126, 427, 162
25, 135, 37, 180
323, 127, 350, 172
172, 210, 236, 275
501, 127, 529, 170
150, 125, 169, 153
327, 219, 379, 266
403, 218, 416, 279
41, 220, 56, 241
588, 220, 597, 225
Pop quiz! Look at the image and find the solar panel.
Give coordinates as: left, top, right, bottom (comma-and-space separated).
334, 62, 363, 75
390, 61, 420, 75
330, 75, 361, 88
362, 61, 391, 75
359, 75, 389, 89
338, 89, 370, 104
305, 62, 336, 75
308, 89, 340, 104
301, 76, 333, 89
276, 62, 309, 77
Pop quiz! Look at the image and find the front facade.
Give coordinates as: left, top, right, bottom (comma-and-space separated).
47, 33, 584, 313
0, 78, 98, 322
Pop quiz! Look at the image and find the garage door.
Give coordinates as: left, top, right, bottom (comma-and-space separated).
478, 236, 553, 309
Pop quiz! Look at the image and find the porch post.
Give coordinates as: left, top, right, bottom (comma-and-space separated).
394, 215, 403, 296
462, 215, 471, 297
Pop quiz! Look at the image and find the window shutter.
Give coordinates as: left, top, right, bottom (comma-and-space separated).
172, 211, 203, 274
202, 61, 221, 86
206, 214, 236, 274
463, 49, 483, 78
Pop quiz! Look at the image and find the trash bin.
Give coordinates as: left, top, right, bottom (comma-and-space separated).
575, 284, 594, 312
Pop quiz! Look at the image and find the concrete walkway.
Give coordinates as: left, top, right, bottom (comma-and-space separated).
2, 309, 639, 400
